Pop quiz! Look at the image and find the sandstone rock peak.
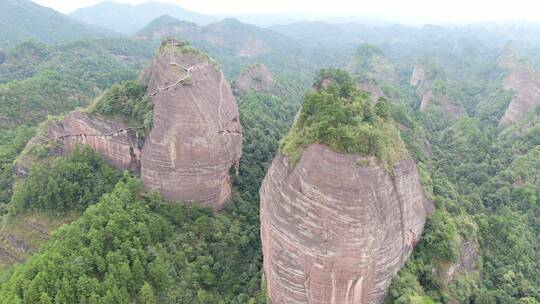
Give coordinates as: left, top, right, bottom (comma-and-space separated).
140, 39, 242, 210
26, 40, 242, 211
261, 144, 432, 304
262, 70, 431, 303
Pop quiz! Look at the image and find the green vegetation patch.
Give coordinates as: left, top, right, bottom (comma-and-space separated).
280, 69, 406, 169
9, 146, 121, 216
89, 80, 154, 136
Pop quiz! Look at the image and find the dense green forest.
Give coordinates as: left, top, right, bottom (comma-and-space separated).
0, 3, 539, 303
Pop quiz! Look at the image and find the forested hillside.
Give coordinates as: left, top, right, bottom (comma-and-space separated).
0, 0, 114, 47
0, 1, 539, 303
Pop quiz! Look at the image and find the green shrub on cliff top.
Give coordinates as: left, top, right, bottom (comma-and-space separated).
89, 80, 153, 135
280, 69, 405, 168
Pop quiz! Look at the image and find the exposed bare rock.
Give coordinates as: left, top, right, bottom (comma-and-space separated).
358, 82, 386, 104
236, 64, 274, 94
410, 65, 464, 121
433, 238, 479, 284
24, 41, 243, 211
47, 111, 142, 172
409, 65, 425, 86
140, 43, 242, 210
237, 36, 272, 58
499, 65, 540, 126
261, 144, 432, 304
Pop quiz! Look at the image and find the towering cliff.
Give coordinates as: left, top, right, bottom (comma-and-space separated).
21, 40, 242, 210
261, 70, 431, 304
140, 40, 242, 210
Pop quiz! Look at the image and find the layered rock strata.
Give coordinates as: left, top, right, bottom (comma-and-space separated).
261, 144, 432, 304
29, 41, 242, 210
47, 111, 142, 172
140, 44, 242, 210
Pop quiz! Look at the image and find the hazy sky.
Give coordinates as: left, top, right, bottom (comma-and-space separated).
32, 0, 540, 24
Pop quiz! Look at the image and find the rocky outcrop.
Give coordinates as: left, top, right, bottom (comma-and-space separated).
409, 65, 425, 87
261, 144, 432, 304
140, 42, 242, 210
47, 111, 142, 172
432, 238, 479, 285
499, 65, 540, 126
410, 65, 464, 120
27, 41, 242, 210
236, 64, 274, 94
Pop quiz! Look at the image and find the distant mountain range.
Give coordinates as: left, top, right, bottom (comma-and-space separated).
69, 1, 218, 35
0, 0, 114, 47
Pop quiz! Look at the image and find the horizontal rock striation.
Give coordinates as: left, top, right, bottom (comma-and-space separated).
140, 44, 242, 210
261, 144, 432, 304
26, 41, 242, 210
47, 111, 142, 172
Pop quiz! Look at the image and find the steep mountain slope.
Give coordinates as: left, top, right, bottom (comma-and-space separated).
260, 70, 432, 304
0, 39, 154, 129
137, 17, 290, 59
70, 1, 216, 34
0, 0, 113, 47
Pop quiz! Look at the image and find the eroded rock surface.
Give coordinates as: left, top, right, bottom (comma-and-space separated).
140, 44, 242, 210
28, 42, 242, 210
410, 65, 464, 120
261, 144, 431, 304
48, 111, 142, 172
236, 64, 274, 93
499, 65, 540, 126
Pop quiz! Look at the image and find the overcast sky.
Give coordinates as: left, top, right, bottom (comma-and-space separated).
31, 0, 540, 24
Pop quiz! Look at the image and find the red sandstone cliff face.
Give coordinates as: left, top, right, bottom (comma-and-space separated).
47, 111, 142, 172
140, 46, 242, 210
410, 65, 464, 121
260, 144, 432, 304
29, 43, 242, 210
499, 65, 540, 126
